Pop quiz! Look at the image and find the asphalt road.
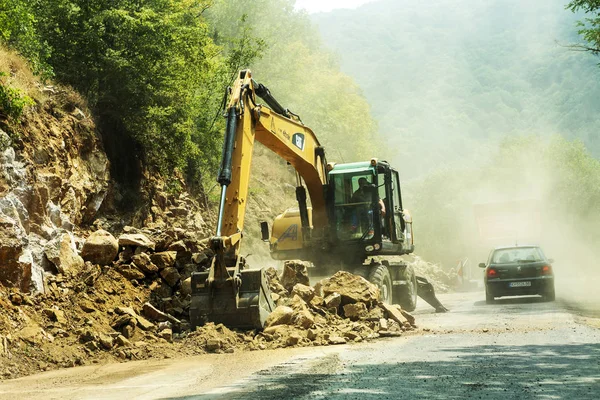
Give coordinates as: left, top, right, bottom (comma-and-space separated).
1, 291, 598, 400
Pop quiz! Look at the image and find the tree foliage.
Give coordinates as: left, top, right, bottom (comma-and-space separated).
0, 71, 34, 123
0, 0, 379, 195
207, 0, 381, 163
30, 0, 249, 183
567, 0, 600, 54
0, 0, 50, 76
314, 0, 600, 176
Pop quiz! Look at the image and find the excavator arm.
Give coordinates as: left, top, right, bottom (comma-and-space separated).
190, 70, 328, 330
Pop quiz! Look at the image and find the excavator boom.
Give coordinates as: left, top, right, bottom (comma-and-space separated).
190, 70, 328, 330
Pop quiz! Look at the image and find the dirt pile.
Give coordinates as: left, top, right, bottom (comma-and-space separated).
0, 253, 417, 379
186, 262, 416, 353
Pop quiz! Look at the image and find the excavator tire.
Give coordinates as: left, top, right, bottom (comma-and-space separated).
394, 265, 417, 311
368, 264, 393, 304
351, 266, 370, 281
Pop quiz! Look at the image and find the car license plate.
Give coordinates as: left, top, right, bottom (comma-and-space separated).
509, 281, 531, 288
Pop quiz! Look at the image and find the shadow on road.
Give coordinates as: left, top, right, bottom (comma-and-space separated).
164, 342, 600, 400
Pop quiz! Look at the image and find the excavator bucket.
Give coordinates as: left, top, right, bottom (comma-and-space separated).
416, 276, 449, 313
189, 267, 275, 330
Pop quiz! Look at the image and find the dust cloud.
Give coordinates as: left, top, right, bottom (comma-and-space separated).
403, 135, 600, 311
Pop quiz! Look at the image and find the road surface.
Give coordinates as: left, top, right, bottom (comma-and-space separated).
1, 291, 598, 399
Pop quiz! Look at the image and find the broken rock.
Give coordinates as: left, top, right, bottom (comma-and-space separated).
180, 277, 192, 296
343, 302, 368, 321
264, 306, 294, 328
42, 309, 67, 325
292, 283, 315, 303
44, 233, 84, 274
150, 251, 177, 270
380, 303, 408, 325
322, 271, 379, 306
290, 295, 315, 329
159, 328, 173, 343
131, 253, 158, 274
116, 335, 131, 347
116, 265, 146, 281
328, 336, 347, 345
98, 333, 114, 350
118, 234, 155, 250
160, 267, 180, 287
280, 260, 310, 292
81, 229, 118, 266
286, 333, 303, 346
142, 302, 180, 324
323, 292, 342, 309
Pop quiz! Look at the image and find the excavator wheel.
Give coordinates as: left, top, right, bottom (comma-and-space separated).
394, 265, 417, 311
368, 264, 393, 304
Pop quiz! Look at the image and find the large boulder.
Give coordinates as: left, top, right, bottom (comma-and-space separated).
131, 253, 158, 274
280, 260, 310, 293
322, 271, 379, 307
44, 233, 84, 274
118, 233, 155, 250
290, 295, 315, 329
150, 251, 177, 270
0, 215, 30, 291
264, 306, 294, 328
81, 229, 118, 266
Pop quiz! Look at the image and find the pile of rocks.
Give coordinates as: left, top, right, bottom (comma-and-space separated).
0, 231, 418, 379
186, 261, 416, 353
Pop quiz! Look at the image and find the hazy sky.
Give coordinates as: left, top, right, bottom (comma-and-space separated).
294, 0, 377, 13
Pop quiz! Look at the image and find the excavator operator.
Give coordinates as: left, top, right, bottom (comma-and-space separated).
352, 177, 386, 217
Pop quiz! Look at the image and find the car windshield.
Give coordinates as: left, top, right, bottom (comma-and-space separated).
492, 247, 544, 264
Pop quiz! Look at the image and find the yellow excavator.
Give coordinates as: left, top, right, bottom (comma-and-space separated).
190, 70, 447, 330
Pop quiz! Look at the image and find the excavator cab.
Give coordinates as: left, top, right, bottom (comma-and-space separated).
327, 159, 414, 259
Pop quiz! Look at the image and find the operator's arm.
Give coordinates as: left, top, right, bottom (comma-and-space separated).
379, 199, 386, 216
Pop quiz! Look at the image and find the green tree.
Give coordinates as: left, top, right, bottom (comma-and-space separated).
0, 0, 50, 75
207, 0, 382, 163
567, 1, 600, 54
30, 0, 262, 190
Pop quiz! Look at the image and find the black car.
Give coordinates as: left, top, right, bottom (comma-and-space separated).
479, 245, 555, 303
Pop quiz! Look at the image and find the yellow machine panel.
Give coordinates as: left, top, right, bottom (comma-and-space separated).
270, 207, 313, 252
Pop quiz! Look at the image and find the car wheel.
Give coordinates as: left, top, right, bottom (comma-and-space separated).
485, 287, 495, 304
543, 286, 556, 302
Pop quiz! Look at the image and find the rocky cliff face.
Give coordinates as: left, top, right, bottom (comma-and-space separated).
0, 93, 110, 292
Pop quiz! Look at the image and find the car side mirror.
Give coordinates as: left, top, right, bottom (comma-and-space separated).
260, 221, 270, 242
548, 258, 554, 264
478, 263, 486, 269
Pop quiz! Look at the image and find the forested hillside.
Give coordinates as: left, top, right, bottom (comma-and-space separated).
313, 0, 600, 267
0, 0, 379, 200
314, 0, 600, 176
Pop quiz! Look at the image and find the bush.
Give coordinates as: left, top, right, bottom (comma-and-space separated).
0, 71, 34, 122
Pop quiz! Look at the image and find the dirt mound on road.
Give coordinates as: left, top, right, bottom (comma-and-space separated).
0, 256, 416, 380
